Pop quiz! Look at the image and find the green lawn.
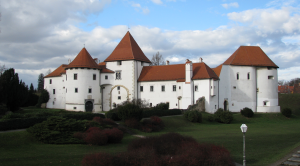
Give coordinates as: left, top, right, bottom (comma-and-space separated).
1, 113, 300, 166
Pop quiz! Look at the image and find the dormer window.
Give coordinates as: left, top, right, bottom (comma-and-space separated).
117, 61, 122, 65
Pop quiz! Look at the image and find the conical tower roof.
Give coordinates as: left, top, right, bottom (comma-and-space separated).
104, 31, 151, 63
67, 48, 100, 69
223, 46, 278, 68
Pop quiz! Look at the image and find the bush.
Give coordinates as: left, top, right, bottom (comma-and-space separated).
220, 111, 233, 124
105, 108, 121, 121
125, 118, 140, 129
281, 108, 292, 118
0, 117, 47, 131
212, 109, 233, 124
36, 89, 50, 108
27, 116, 86, 144
117, 103, 143, 121
155, 102, 169, 110
103, 128, 124, 143
240, 107, 254, 118
61, 112, 105, 120
140, 116, 164, 132
143, 108, 182, 118
83, 133, 235, 166
84, 127, 108, 145
184, 110, 202, 123
207, 115, 214, 122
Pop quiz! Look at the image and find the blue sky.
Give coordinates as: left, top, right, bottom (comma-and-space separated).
0, 0, 299, 88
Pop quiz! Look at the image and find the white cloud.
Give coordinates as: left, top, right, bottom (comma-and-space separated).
130, 2, 150, 14
222, 2, 239, 9
151, 0, 163, 5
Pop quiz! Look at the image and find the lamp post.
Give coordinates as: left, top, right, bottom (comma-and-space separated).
240, 124, 248, 166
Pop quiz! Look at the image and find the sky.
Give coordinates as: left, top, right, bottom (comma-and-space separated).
0, 0, 300, 88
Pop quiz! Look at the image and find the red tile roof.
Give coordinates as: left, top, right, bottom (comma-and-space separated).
98, 62, 114, 73
44, 64, 68, 78
138, 62, 219, 82
104, 31, 151, 63
212, 65, 223, 77
67, 48, 101, 69
223, 46, 278, 68
278, 85, 294, 93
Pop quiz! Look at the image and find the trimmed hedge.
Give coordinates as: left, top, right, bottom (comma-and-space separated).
240, 107, 254, 118
143, 109, 182, 118
0, 117, 47, 131
281, 108, 292, 118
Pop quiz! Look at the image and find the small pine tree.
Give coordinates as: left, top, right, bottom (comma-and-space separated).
37, 73, 44, 93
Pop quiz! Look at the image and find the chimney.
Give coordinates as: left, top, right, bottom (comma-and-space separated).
94, 58, 98, 64
166, 60, 169, 65
68, 59, 72, 64
200, 57, 203, 62
185, 60, 193, 84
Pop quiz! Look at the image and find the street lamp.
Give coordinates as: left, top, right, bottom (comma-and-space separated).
240, 124, 248, 166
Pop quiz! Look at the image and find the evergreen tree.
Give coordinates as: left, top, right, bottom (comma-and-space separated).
37, 73, 44, 92
29, 83, 34, 94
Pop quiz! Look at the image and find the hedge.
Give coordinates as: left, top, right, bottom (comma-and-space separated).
143, 109, 182, 118
0, 117, 47, 131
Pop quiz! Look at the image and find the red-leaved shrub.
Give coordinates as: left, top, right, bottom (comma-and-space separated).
125, 118, 140, 129
103, 128, 124, 143
84, 127, 107, 145
92, 116, 103, 123
82, 133, 235, 166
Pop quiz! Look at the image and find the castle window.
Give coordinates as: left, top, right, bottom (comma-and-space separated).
66, 88, 67, 93
263, 101, 269, 106
117, 61, 122, 65
195, 85, 198, 91
75, 88, 78, 93
179, 86, 181, 90
118, 96, 121, 100
237, 73, 239, 80
268, 76, 274, 79
105, 75, 108, 80
247, 72, 250, 80
150, 103, 152, 107
215, 105, 217, 109
173, 85, 176, 91
88, 88, 92, 93
93, 74, 96, 80
150, 86, 154, 92
73, 107, 77, 109
66, 75, 67, 81
116, 71, 121, 80
233, 86, 236, 89
162, 85, 165, 92
74, 73, 78, 80
141, 62, 144, 66
140, 86, 143, 92
50, 79, 52, 84
117, 86, 120, 90
53, 89, 55, 94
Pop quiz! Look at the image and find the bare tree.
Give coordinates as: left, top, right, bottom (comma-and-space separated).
0, 64, 6, 75
150, 52, 164, 66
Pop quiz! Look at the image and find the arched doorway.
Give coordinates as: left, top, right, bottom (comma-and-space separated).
85, 101, 93, 112
223, 100, 228, 111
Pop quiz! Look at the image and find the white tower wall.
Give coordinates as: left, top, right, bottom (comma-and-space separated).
44, 76, 66, 109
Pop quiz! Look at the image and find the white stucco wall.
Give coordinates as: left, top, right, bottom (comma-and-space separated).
44, 75, 66, 109
256, 67, 280, 112
65, 68, 101, 112
138, 81, 183, 109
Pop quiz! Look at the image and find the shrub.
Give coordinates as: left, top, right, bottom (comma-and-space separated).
125, 118, 140, 129
82, 133, 234, 166
143, 108, 182, 118
214, 108, 224, 122
0, 117, 47, 131
27, 116, 86, 144
92, 116, 103, 123
184, 110, 202, 123
207, 115, 214, 122
140, 116, 164, 132
102, 118, 118, 126
61, 112, 105, 120
155, 102, 169, 110
105, 108, 121, 121
281, 108, 292, 118
220, 111, 233, 124
36, 89, 49, 108
103, 128, 124, 143
240, 107, 254, 118
84, 127, 108, 145
117, 103, 143, 121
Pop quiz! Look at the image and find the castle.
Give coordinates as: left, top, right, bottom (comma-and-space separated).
44, 31, 280, 113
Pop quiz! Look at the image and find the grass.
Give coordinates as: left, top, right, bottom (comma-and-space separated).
1, 93, 300, 166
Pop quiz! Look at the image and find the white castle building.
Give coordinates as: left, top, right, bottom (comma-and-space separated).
44, 31, 280, 113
